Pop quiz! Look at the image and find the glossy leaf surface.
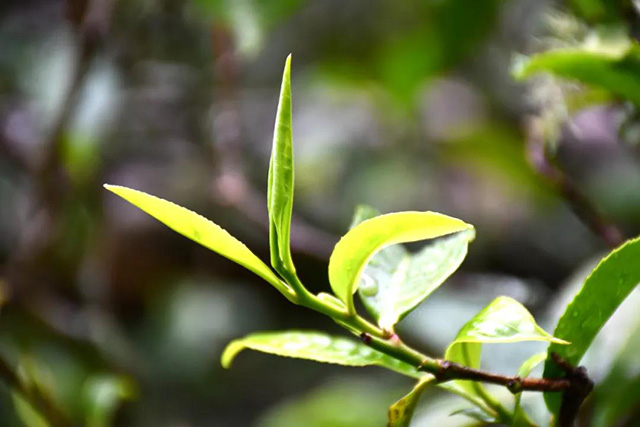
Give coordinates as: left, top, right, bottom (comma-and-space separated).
104, 185, 287, 292
329, 211, 471, 312
445, 297, 566, 412
388, 376, 435, 427
544, 236, 640, 413
221, 331, 423, 378
267, 55, 296, 274
448, 296, 567, 346
352, 206, 473, 329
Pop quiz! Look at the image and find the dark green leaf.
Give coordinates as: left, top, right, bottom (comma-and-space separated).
544, 236, 640, 413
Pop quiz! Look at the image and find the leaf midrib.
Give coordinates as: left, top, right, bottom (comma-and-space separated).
379, 255, 411, 330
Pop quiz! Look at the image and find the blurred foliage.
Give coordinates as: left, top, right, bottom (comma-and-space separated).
0, 0, 640, 425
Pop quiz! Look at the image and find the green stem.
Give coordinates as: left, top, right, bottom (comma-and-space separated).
277, 271, 584, 423
463, 344, 513, 423
472, 381, 514, 424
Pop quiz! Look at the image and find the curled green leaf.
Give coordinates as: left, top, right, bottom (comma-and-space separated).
268, 54, 296, 275
351, 205, 473, 330
329, 211, 472, 313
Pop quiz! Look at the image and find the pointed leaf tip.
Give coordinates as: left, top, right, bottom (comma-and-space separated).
268, 55, 296, 275
443, 296, 566, 411
103, 185, 288, 295
351, 206, 474, 329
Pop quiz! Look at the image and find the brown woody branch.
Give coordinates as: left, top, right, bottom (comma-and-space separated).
431, 356, 592, 427
432, 358, 571, 393
361, 333, 592, 426
526, 117, 625, 249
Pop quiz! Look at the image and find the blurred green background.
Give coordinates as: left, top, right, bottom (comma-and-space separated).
1, 0, 640, 425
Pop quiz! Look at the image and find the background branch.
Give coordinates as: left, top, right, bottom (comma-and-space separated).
526, 117, 625, 249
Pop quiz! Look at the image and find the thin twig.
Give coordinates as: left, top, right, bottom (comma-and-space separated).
431, 358, 570, 392
526, 117, 625, 249
358, 332, 591, 425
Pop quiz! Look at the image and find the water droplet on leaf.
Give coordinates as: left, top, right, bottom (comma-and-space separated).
360, 274, 379, 297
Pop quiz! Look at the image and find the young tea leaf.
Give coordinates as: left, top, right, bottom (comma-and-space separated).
448, 296, 567, 347
544, 236, 640, 414
104, 185, 289, 295
388, 376, 435, 427
221, 330, 423, 379
329, 211, 472, 313
267, 55, 296, 275
351, 205, 474, 330
513, 46, 640, 105
444, 297, 566, 414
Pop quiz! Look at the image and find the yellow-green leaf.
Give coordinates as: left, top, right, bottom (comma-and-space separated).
221, 330, 423, 378
351, 205, 473, 330
388, 376, 435, 427
329, 211, 472, 313
104, 185, 288, 295
448, 297, 567, 347
267, 55, 296, 275
444, 297, 566, 416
